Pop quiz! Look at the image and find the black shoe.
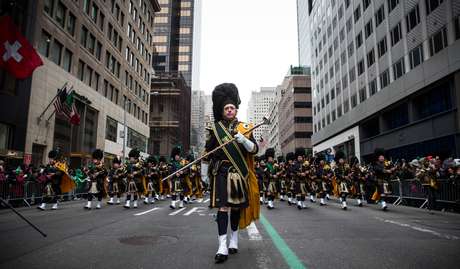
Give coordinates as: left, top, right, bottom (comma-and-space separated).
215, 254, 228, 263
297, 205, 302, 210
358, 203, 363, 207
229, 248, 238, 254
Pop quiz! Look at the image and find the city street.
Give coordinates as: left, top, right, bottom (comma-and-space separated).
1, 197, 460, 269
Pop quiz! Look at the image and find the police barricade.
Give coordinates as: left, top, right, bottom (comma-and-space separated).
0, 180, 89, 207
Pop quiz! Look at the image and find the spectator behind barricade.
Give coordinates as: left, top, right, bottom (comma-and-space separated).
0, 160, 6, 182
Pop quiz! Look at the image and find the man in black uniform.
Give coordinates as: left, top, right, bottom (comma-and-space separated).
107, 157, 124, 205
124, 149, 144, 209
37, 149, 64, 211
85, 149, 108, 209
201, 83, 259, 264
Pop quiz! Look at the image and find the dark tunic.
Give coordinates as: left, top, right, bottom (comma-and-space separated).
204, 119, 258, 208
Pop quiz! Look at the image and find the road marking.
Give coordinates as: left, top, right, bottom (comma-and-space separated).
203, 198, 210, 203
259, 214, 306, 269
169, 207, 187, 216
375, 217, 460, 240
246, 222, 262, 241
134, 207, 160, 216
184, 206, 207, 216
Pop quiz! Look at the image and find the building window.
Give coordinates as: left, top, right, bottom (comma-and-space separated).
363, 0, 371, 10
375, 5, 385, 27
66, 12, 76, 36
409, 44, 424, 69
90, 3, 98, 23
388, 0, 399, 12
346, 18, 352, 33
342, 74, 348, 89
337, 105, 342, 117
348, 41, 354, 57
39, 31, 51, 57
343, 99, 350, 113
354, 5, 361, 23
357, 59, 365, 75
369, 79, 377, 95
96, 42, 102, 60
83, 0, 90, 14
391, 22, 402, 46
80, 26, 88, 47
338, 5, 343, 19
406, 5, 420, 32
99, 12, 105, 31
78, 60, 85, 81
331, 88, 336, 100
93, 72, 100, 91
455, 16, 460, 40
366, 48, 375, 67
50, 39, 63, 65
351, 94, 358, 108
359, 87, 367, 102
63, 49, 72, 72
345, 0, 351, 9
356, 31, 363, 49
425, 0, 444, 15
414, 81, 452, 119
340, 28, 345, 42
393, 57, 405, 80
380, 69, 390, 88
55, 1, 66, 28
365, 19, 373, 38
429, 26, 448, 56
349, 66, 356, 82
377, 37, 387, 57
106, 117, 118, 142
44, 0, 55, 15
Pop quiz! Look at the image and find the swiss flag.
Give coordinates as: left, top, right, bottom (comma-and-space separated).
0, 16, 43, 79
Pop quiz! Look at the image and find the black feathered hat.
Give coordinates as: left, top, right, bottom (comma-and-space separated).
295, 147, 305, 158
159, 156, 167, 163
92, 149, 104, 160
374, 148, 385, 161
212, 83, 241, 122
350, 155, 360, 166
146, 155, 157, 164
286, 152, 295, 161
254, 155, 260, 162
170, 146, 182, 159
112, 157, 121, 164
48, 149, 59, 159
277, 156, 285, 163
186, 154, 194, 162
315, 153, 326, 162
334, 150, 346, 162
264, 148, 275, 161
128, 149, 140, 159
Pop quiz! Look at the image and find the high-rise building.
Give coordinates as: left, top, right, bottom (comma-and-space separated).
267, 86, 282, 157
278, 66, 313, 155
203, 94, 213, 127
302, 0, 460, 161
0, 0, 160, 168
247, 87, 275, 154
190, 90, 205, 155
297, 0, 313, 66
152, 0, 194, 87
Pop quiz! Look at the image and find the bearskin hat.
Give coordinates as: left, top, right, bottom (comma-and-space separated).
277, 156, 285, 163
334, 150, 346, 163
112, 157, 121, 164
374, 148, 385, 161
212, 83, 241, 122
254, 155, 260, 162
92, 149, 104, 160
295, 147, 305, 158
48, 149, 59, 159
170, 146, 182, 158
315, 152, 326, 162
146, 155, 157, 164
159, 156, 167, 163
128, 148, 140, 159
264, 148, 275, 161
186, 154, 194, 162
286, 152, 295, 161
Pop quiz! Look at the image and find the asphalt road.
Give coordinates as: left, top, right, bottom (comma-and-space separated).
1, 196, 459, 269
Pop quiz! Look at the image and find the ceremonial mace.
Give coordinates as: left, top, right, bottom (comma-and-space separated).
162, 117, 270, 182
0, 198, 47, 237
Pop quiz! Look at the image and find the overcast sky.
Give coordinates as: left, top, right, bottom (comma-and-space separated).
197, 0, 299, 121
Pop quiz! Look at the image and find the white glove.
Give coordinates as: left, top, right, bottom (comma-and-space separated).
234, 132, 255, 152
201, 162, 209, 184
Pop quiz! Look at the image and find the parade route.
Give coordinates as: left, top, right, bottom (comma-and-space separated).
1, 197, 460, 269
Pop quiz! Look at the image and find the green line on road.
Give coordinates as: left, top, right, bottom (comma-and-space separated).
259, 214, 306, 269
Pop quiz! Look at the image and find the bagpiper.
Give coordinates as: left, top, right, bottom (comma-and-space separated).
201, 83, 259, 264
124, 149, 144, 209
372, 148, 395, 211
264, 148, 277, 210
333, 150, 351, 210
277, 156, 287, 202
37, 149, 64, 211
293, 147, 308, 210
169, 146, 186, 209
144, 156, 159, 204
285, 152, 296, 205
84, 149, 108, 209
158, 156, 170, 200
350, 156, 365, 207
107, 157, 125, 205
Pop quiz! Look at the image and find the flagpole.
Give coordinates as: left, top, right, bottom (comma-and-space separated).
37, 82, 68, 123
45, 85, 74, 125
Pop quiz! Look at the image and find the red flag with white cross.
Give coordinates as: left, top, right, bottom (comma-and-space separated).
0, 16, 43, 79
